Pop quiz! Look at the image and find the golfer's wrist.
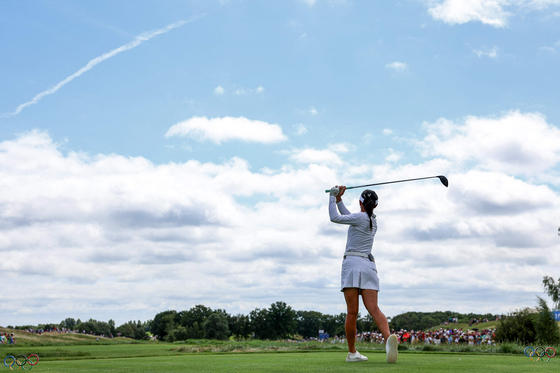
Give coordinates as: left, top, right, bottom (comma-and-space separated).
336, 197, 342, 203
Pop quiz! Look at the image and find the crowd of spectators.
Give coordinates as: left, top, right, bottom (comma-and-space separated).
348, 327, 496, 345
23, 327, 69, 334
0, 333, 16, 344
283, 322, 498, 346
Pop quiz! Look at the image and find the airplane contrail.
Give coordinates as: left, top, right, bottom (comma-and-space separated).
1, 17, 203, 118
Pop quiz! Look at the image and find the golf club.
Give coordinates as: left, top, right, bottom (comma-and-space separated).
324, 175, 448, 193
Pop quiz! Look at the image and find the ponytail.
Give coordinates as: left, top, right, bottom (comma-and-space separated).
364, 199, 375, 231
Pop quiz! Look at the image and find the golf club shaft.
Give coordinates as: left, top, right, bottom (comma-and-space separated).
324, 175, 446, 193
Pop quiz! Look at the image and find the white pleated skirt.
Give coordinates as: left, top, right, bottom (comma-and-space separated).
340, 255, 379, 292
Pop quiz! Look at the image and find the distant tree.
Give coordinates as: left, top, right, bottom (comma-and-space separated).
163, 314, 177, 338
151, 310, 179, 340
204, 313, 230, 340
543, 276, 560, 310
495, 309, 536, 344
297, 311, 323, 338
188, 321, 204, 339
420, 315, 436, 330
322, 313, 346, 337
108, 319, 116, 335
266, 301, 297, 339
249, 308, 270, 339
360, 313, 378, 333
180, 305, 213, 328
74, 319, 112, 336
116, 321, 137, 339
143, 319, 152, 334
535, 296, 560, 345
63, 318, 76, 330
335, 324, 346, 336
230, 314, 251, 340
355, 312, 366, 333
136, 321, 147, 339
166, 325, 189, 342
213, 309, 237, 335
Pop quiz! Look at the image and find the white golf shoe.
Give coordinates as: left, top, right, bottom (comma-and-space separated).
346, 350, 368, 362
386, 334, 398, 363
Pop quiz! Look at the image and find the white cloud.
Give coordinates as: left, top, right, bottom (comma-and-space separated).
301, 0, 317, 6
213, 86, 225, 95
3, 112, 560, 324
294, 123, 308, 135
385, 61, 408, 71
288, 148, 343, 165
385, 148, 403, 162
383, 128, 393, 136
165, 116, 288, 144
217, 86, 264, 95
419, 111, 560, 175
309, 106, 318, 115
284, 143, 352, 166
426, 0, 560, 27
473, 46, 499, 58
363, 133, 374, 144
539, 46, 556, 53
328, 142, 354, 153
0, 19, 199, 118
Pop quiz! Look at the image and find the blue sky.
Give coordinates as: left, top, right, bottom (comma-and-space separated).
1, 0, 560, 326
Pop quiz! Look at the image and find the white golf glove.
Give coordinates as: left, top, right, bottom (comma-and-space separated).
329, 186, 339, 197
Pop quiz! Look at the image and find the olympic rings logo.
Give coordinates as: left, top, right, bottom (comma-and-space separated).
3, 355, 39, 371
524, 346, 556, 362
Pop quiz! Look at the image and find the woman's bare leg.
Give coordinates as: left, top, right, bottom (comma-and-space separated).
361, 289, 390, 340
343, 288, 360, 353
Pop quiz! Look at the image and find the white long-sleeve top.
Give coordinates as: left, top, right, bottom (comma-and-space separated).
329, 195, 377, 254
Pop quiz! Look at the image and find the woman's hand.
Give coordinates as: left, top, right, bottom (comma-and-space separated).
336, 185, 346, 203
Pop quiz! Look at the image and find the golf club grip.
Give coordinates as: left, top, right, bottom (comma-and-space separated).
324, 186, 355, 193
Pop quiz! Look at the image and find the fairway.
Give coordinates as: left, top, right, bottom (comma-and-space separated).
10, 351, 559, 373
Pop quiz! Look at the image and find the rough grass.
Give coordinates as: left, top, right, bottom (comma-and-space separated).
2, 331, 554, 357
0, 327, 138, 346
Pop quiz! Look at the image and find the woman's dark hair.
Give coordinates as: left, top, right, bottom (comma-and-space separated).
364, 200, 375, 231
361, 189, 378, 231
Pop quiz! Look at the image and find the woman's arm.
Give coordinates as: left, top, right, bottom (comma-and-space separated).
329, 185, 362, 224
337, 200, 351, 215
333, 185, 351, 215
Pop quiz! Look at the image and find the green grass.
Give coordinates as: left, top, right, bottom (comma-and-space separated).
3, 350, 559, 373
2, 341, 560, 372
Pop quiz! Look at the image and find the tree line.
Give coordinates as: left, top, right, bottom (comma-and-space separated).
148, 303, 499, 342
7, 276, 558, 342
5, 301, 486, 341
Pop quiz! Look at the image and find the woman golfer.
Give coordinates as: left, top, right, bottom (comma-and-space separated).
329, 185, 398, 363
